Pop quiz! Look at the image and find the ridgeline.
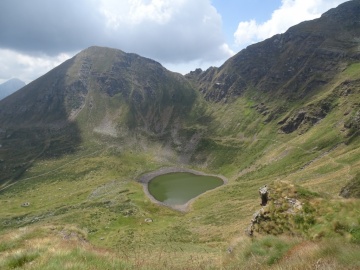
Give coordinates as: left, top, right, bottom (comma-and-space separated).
1, 1, 360, 269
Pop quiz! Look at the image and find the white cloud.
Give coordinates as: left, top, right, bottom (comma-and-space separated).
0, 49, 73, 84
100, 0, 184, 26
163, 43, 234, 74
234, 0, 349, 48
220, 43, 235, 57
98, 0, 232, 63
0, 0, 233, 82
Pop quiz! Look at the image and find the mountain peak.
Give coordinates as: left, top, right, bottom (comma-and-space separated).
321, 0, 360, 20
0, 78, 26, 100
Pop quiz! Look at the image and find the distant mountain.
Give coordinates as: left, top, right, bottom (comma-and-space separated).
0, 78, 25, 100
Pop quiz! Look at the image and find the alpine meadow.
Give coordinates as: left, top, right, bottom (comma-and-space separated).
1, 1, 360, 269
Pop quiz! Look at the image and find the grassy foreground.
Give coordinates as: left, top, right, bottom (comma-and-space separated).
1, 64, 360, 269
1, 134, 360, 269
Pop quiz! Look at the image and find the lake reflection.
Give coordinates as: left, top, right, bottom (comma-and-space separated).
148, 172, 223, 205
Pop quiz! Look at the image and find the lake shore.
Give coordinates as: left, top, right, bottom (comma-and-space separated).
137, 167, 228, 212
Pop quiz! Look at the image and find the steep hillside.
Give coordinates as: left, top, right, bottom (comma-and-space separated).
0, 46, 202, 186
187, 0, 360, 103
187, 0, 360, 137
183, 0, 360, 180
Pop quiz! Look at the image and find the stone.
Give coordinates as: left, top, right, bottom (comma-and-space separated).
259, 185, 269, 206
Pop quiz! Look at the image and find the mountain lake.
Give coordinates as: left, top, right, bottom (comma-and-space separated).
148, 172, 224, 206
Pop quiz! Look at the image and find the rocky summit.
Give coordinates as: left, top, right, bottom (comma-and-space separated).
1, 1, 360, 269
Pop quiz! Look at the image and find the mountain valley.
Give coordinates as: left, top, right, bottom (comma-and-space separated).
1, 1, 360, 269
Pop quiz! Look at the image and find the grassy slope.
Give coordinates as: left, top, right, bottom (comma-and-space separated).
1, 65, 360, 269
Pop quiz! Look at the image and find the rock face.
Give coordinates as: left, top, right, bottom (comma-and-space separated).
246, 207, 269, 237
279, 104, 331, 134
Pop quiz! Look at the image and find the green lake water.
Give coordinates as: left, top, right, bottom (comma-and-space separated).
148, 172, 223, 205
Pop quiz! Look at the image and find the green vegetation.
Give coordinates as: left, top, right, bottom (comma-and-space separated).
1, 6, 360, 267
1, 250, 40, 269
2, 67, 360, 267
243, 236, 296, 266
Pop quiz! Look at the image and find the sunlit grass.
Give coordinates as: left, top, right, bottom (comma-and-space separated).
1, 64, 360, 269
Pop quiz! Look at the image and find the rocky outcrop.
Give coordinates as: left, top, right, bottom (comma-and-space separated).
279, 109, 325, 134
246, 183, 307, 237
246, 207, 269, 237
278, 95, 335, 133
340, 173, 360, 198
246, 185, 270, 236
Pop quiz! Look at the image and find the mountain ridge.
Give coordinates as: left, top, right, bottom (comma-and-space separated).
186, 0, 360, 103
1, 2, 360, 269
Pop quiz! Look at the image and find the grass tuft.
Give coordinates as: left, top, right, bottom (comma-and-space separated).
2, 250, 39, 269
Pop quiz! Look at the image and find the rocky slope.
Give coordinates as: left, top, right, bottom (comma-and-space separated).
188, 0, 360, 102
0, 47, 196, 130
187, 0, 360, 134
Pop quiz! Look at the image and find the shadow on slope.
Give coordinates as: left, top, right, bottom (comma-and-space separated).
0, 57, 82, 187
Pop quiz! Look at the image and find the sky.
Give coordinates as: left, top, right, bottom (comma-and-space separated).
0, 0, 350, 84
